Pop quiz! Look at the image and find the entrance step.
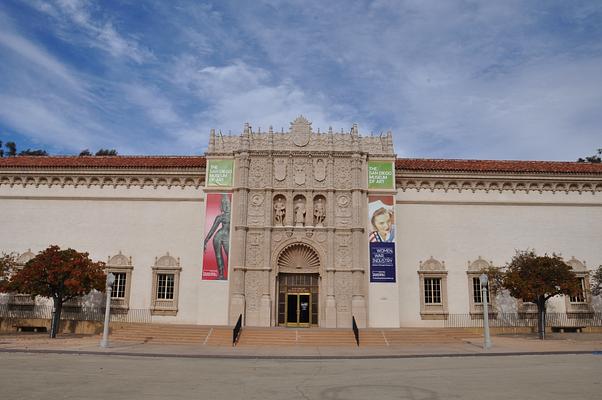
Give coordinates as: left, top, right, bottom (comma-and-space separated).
372, 328, 482, 346
108, 323, 232, 345
236, 327, 357, 346
107, 323, 483, 347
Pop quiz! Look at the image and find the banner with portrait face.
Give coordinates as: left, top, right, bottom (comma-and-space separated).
202, 193, 232, 280
368, 195, 396, 282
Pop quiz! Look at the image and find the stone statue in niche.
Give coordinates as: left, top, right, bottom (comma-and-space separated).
313, 197, 325, 227
294, 197, 306, 227
273, 196, 286, 226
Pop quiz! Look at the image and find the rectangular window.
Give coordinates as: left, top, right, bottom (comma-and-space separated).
570, 278, 586, 303
424, 278, 441, 304
472, 277, 490, 304
157, 274, 175, 300
111, 272, 127, 299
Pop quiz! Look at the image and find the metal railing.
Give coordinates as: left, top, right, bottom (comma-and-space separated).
233, 314, 243, 346
352, 316, 359, 346
444, 312, 602, 328
0, 305, 151, 324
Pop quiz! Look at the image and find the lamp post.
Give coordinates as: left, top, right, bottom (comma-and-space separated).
480, 273, 492, 350
100, 272, 115, 348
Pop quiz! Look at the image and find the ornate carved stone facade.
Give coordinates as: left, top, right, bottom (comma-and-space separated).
210, 116, 394, 327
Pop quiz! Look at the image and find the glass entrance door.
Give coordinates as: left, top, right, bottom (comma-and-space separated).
286, 293, 311, 327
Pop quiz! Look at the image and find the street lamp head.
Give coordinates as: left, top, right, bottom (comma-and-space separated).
106, 272, 116, 287
479, 273, 488, 286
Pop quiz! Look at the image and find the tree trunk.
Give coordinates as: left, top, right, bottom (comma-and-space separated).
50, 297, 63, 338
536, 296, 546, 340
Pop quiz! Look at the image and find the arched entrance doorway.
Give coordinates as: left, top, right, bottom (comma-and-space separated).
276, 243, 320, 327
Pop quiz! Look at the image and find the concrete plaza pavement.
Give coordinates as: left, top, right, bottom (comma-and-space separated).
1, 332, 602, 358
0, 352, 601, 400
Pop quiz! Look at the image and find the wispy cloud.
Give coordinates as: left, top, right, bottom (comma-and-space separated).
1, 1, 601, 159
29, 0, 152, 63
0, 29, 82, 89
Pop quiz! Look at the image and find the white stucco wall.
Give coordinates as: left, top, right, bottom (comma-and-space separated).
0, 182, 230, 325
394, 187, 602, 327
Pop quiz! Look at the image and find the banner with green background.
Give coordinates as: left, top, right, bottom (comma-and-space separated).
368, 161, 394, 190
207, 159, 234, 187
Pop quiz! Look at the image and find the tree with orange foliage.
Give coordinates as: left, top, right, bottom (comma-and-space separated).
501, 250, 580, 340
4, 246, 106, 338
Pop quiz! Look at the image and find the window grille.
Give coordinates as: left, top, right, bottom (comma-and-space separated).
472, 277, 490, 304
157, 274, 175, 300
111, 272, 127, 299
424, 278, 441, 304
570, 278, 586, 303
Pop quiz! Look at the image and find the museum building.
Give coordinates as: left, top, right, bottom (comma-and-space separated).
1, 116, 601, 329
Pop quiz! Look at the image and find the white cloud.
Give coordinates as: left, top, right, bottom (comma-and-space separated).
168, 58, 360, 151
0, 95, 103, 150
31, 0, 152, 63
3, 1, 601, 159
227, 0, 602, 160
0, 30, 82, 90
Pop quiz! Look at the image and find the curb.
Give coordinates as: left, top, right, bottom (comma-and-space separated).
1, 347, 600, 360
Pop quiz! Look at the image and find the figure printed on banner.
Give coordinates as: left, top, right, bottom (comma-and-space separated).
368, 195, 395, 243
203, 193, 232, 280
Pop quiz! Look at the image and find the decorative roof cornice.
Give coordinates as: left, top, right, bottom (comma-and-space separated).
0, 156, 206, 169
396, 158, 602, 175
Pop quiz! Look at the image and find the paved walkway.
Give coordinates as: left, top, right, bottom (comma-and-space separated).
1, 332, 601, 359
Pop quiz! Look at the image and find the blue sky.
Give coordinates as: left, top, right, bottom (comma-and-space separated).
0, 0, 601, 159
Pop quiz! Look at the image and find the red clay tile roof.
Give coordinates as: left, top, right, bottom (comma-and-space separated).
0, 156, 206, 169
1, 156, 600, 174
396, 158, 602, 174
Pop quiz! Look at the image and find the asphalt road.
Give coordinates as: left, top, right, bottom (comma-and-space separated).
0, 353, 600, 399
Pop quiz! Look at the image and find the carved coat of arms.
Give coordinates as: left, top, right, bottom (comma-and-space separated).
294, 162, 306, 185
274, 159, 287, 181
313, 158, 326, 182
291, 115, 311, 147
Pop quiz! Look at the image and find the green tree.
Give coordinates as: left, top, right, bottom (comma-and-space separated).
5, 141, 17, 156
79, 149, 92, 156
591, 265, 602, 297
4, 246, 106, 338
18, 149, 48, 156
0, 140, 4, 157
577, 148, 601, 163
95, 149, 118, 156
498, 250, 579, 339
0, 252, 18, 291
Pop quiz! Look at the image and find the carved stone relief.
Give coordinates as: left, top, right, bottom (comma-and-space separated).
291, 115, 311, 147
294, 159, 306, 186
335, 233, 352, 269
245, 271, 262, 312
248, 192, 265, 226
335, 193, 352, 227
249, 158, 268, 188
334, 159, 352, 189
315, 231, 327, 243
246, 232, 264, 267
335, 272, 352, 312
313, 159, 326, 182
274, 158, 287, 182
